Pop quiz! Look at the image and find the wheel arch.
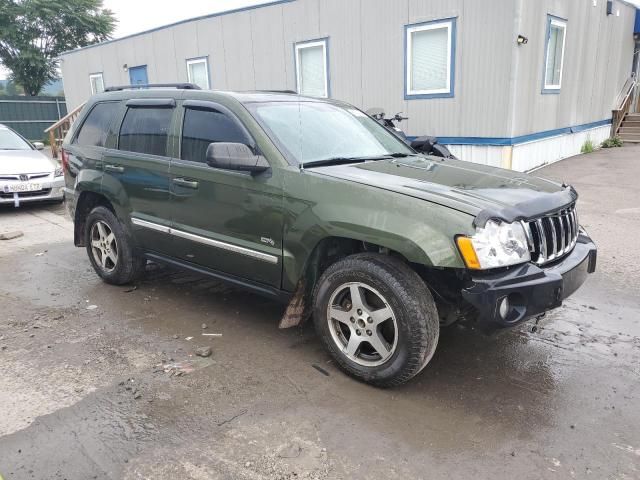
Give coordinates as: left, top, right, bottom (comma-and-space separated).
73, 191, 115, 247
279, 235, 416, 329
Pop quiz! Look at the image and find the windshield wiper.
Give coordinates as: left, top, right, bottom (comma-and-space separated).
302, 155, 393, 168
389, 152, 421, 158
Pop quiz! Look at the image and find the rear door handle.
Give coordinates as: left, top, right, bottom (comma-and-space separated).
105, 164, 124, 173
173, 178, 199, 189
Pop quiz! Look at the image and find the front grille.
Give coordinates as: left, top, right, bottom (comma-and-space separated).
524, 205, 578, 265
0, 172, 50, 181
0, 188, 52, 199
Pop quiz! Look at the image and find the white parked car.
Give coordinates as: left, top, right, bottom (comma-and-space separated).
0, 123, 64, 207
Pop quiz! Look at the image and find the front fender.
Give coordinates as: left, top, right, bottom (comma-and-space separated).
282, 169, 475, 291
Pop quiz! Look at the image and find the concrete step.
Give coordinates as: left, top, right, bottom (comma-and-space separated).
618, 133, 640, 143
618, 127, 640, 134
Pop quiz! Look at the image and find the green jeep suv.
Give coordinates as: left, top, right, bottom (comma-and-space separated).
62, 84, 597, 387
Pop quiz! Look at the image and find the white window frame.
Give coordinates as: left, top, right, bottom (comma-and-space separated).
543, 17, 567, 92
405, 19, 454, 98
294, 39, 329, 98
89, 73, 104, 95
186, 57, 210, 89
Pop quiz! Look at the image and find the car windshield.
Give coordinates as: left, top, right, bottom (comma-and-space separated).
246, 101, 414, 166
0, 128, 32, 150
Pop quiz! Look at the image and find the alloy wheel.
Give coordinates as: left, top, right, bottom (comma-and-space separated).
90, 220, 118, 273
326, 282, 398, 367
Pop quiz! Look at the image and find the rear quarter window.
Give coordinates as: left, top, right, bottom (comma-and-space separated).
74, 102, 119, 147
118, 107, 173, 156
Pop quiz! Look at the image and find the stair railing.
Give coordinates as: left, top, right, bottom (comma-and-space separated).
612, 61, 639, 137
44, 102, 86, 158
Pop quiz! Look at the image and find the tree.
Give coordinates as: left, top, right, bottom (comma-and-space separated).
0, 0, 115, 96
2, 79, 24, 96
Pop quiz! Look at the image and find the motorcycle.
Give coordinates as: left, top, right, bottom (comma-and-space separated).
366, 108, 456, 159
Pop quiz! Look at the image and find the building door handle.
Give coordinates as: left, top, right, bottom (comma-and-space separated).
105, 164, 125, 173
173, 177, 199, 189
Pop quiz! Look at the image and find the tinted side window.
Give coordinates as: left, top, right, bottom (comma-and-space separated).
118, 107, 173, 156
74, 102, 118, 147
181, 108, 248, 163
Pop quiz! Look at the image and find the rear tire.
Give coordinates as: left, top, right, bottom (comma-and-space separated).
84, 206, 145, 285
312, 253, 439, 387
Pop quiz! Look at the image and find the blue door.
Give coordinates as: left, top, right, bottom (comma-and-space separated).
128, 65, 148, 85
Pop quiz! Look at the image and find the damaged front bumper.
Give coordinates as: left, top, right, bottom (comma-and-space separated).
461, 233, 597, 331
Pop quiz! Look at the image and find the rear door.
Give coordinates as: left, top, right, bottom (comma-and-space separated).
65, 101, 120, 191
101, 98, 177, 254
168, 101, 283, 287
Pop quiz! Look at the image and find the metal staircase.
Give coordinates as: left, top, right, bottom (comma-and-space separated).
617, 113, 640, 143
611, 71, 639, 143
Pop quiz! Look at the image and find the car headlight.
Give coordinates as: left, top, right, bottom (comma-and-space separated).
456, 220, 531, 270
54, 166, 63, 177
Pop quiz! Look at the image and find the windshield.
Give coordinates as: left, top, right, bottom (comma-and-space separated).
246, 101, 414, 165
0, 128, 32, 150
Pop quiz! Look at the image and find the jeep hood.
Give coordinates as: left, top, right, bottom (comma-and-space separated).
310, 156, 577, 225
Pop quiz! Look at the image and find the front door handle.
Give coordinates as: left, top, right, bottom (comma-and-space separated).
173, 178, 199, 189
105, 164, 124, 173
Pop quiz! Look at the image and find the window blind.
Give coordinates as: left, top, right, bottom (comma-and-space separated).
188, 61, 209, 89
298, 45, 326, 97
410, 27, 449, 92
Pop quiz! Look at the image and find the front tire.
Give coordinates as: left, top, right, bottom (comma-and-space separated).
313, 253, 439, 387
84, 206, 145, 285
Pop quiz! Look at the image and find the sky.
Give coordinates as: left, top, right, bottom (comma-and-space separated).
1, 0, 640, 80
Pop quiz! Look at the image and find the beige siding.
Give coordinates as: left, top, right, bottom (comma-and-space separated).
510, 0, 636, 137
59, 0, 637, 140
197, 17, 227, 89
220, 12, 256, 90
360, 0, 408, 121
251, 6, 288, 90
319, 0, 363, 103
151, 29, 178, 84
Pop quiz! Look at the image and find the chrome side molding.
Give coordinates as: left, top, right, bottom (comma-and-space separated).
131, 217, 278, 265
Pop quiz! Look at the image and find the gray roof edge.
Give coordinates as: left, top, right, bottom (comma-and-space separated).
617, 0, 639, 12
59, 0, 296, 57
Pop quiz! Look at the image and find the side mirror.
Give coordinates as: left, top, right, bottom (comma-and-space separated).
410, 136, 438, 153
205, 142, 269, 174
33, 141, 45, 150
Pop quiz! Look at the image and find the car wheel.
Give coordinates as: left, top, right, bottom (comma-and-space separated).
313, 253, 439, 387
84, 206, 146, 285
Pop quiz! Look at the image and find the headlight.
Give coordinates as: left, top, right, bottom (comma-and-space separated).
54, 166, 63, 177
456, 220, 531, 269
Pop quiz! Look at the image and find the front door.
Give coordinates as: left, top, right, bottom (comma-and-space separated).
169, 102, 283, 288
128, 65, 148, 85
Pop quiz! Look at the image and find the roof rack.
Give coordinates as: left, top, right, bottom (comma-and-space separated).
256, 90, 298, 94
104, 83, 201, 92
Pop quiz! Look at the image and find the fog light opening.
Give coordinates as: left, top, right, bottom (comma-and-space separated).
497, 292, 527, 324
498, 297, 510, 319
